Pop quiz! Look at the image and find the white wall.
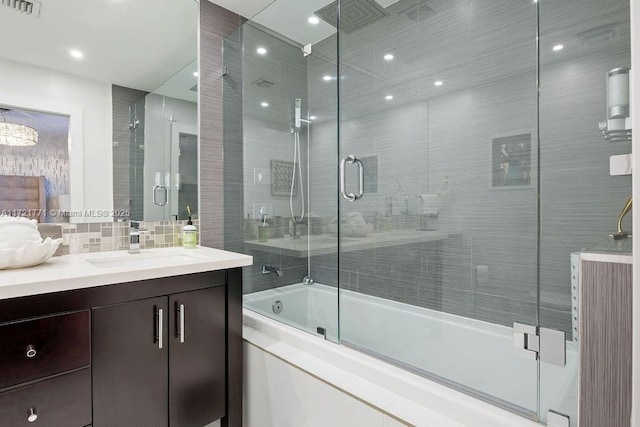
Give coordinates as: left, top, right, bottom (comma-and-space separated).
631, 1, 639, 426
0, 58, 113, 221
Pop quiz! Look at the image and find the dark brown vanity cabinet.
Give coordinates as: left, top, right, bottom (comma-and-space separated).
93, 286, 227, 427
0, 268, 244, 427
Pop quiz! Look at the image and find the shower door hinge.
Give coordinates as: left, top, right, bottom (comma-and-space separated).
513, 323, 566, 367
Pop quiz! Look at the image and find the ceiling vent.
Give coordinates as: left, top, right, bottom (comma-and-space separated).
1, 0, 41, 17
578, 23, 622, 50
252, 78, 275, 88
315, 0, 388, 34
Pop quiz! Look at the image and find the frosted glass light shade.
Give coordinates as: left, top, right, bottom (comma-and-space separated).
0, 122, 38, 146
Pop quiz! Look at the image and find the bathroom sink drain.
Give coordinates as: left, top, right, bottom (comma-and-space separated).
272, 300, 283, 314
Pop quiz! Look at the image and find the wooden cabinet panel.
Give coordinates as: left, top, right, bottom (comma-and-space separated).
169, 286, 226, 427
92, 297, 169, 427
0, 368, 91, 427
580, 260, 632, 427
0, 310, 90, 389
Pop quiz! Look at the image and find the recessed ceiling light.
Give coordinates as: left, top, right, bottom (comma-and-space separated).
385, 95, 394, 100
256, 47, 267, 55
69, 50, 83, 59
309, 116, 317, 120
323, 75, 332, 81
383, 54, 394, 61
308, 16, 320, 25
434, 80, 443, 86
261, 102, 269, 107
552, 44, 564, 51
193, 72, 199, 77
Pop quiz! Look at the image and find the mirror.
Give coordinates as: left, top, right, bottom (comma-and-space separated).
0, 0, 198, 223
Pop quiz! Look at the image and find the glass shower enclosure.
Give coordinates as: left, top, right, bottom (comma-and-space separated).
224, 0, 632, 424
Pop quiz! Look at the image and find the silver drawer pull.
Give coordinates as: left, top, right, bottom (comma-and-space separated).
27, 407, 37, 423
25, 344, 37, 359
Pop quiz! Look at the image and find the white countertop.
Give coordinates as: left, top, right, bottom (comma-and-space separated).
0, 246, 253, 301
245, 230, 450, 257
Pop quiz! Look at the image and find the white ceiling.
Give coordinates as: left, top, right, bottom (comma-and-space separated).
210, 0, 401, 46
0, 0, 197, 92
206, 0, 274, 20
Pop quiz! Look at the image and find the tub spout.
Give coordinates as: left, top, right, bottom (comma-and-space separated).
262, 264, 284, 278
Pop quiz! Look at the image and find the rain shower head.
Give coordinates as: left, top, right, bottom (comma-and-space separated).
314, 0, 388, 33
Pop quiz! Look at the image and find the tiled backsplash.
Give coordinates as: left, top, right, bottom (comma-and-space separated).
39, 220, 200, 255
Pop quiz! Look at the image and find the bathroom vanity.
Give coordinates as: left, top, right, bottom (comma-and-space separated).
0, 247, 252, 427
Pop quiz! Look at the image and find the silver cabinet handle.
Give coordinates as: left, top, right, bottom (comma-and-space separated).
178, 303, 185, 344
28, 407, 37, 423
340, 155, 364, 202
153, 185, 168, 207
155, 307, 163, 349
25, 344, 37, 359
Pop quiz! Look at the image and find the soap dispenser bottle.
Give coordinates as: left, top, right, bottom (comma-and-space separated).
182, 205, 198, 248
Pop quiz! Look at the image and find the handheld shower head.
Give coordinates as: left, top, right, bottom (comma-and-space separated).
294, 98, 302, 129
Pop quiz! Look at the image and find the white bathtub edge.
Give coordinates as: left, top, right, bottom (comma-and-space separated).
243, 309, 542, 427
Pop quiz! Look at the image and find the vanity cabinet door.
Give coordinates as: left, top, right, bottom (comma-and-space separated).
92, 297, 169, 427
169, 286, 226, 427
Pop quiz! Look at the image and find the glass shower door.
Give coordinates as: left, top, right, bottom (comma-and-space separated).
335, 0, 541, 418
237, 1, 341, 342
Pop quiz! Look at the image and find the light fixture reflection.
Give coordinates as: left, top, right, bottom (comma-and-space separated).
261, 102, 269, 107
256, 47, 267, 55
308, 16, 320, 24
0, 109, 38, 147
323, 75, 332, 81
383, 54, 394, 61
69, 50, 83, 59
552, 44, 564, 51
193, 72, 199, 77
434, 80, 443, 87
385, 95, 394, 100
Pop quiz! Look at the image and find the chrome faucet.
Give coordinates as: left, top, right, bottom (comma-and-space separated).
262, 264, 283, 278
129, 221, 148, 254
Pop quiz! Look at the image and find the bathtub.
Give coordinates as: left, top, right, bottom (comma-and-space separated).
244, 283, 578, 426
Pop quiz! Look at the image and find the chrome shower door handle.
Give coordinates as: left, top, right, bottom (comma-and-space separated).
153, 185, 168, 206
340, 155, 357, 202
354, 157, 364, 200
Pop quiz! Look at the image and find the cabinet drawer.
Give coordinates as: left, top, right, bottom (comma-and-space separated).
0, 368, 91, 427
0, 311, 90, 389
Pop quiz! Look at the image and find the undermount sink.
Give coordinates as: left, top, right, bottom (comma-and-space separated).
86, 250, 205, 269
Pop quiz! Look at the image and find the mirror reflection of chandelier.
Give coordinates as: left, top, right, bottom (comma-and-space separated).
0, 108, 39, 147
